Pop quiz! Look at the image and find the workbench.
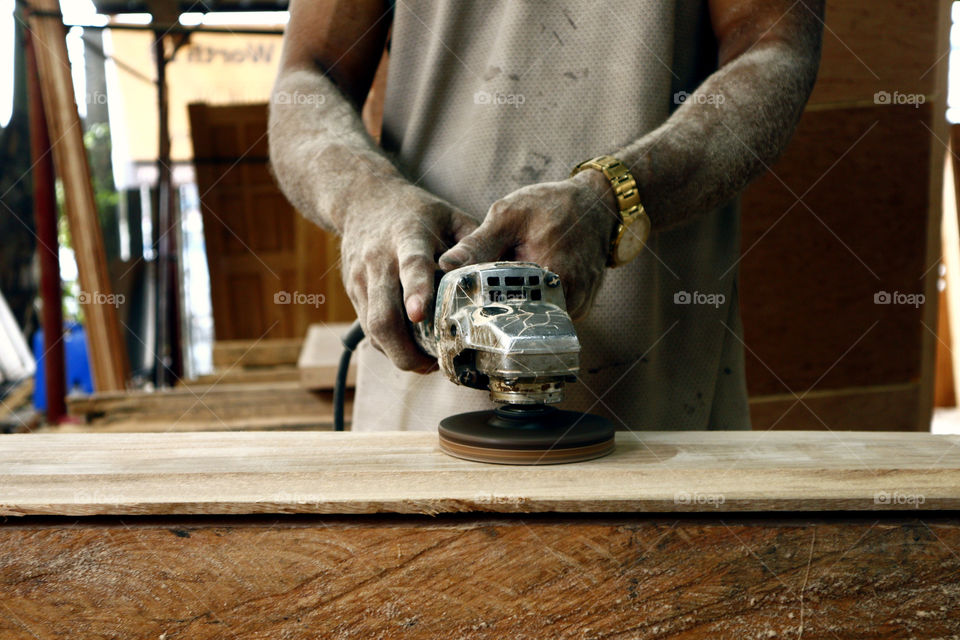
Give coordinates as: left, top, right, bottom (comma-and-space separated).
2, 430, 959, 638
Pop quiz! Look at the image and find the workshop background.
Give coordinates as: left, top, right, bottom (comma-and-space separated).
0, 0, 956, 433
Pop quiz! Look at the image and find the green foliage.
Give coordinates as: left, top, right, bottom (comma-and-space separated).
83, 122, 120, 233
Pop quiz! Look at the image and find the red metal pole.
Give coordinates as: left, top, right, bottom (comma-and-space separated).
25, 29, 67, 424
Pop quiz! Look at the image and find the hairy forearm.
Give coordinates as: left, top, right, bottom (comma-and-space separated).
619, 35, 822, 231
268, 68, 406, 235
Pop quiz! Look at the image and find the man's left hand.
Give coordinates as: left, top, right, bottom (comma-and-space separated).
438, 170, 620, 319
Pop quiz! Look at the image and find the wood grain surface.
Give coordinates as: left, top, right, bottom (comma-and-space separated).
1, 514, 958, 639
3, 431, 960, 516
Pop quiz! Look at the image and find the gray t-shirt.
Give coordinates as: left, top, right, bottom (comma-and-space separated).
353, 0, 750, 431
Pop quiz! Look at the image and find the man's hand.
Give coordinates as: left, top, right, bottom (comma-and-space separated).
438, 170, 619, 319
272, 0, 481, 373
342, 183, 477, 371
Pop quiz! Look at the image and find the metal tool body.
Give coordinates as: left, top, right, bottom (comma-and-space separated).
413, 262, 615, 464
413, 262, 579, 404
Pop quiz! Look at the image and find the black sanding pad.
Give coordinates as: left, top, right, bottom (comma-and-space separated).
438, 405, 615, 465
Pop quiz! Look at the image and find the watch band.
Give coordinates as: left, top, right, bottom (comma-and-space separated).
570, 155, 651, 267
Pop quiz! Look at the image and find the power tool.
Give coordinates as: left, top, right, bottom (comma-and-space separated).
334, 262, 615, 465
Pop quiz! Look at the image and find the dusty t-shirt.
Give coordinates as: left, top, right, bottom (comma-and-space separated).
352, 0, 751, 431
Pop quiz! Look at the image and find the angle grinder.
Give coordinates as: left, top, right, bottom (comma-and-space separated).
334, 261, 615, 465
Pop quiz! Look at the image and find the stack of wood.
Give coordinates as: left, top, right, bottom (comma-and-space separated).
62, 323, 355, 432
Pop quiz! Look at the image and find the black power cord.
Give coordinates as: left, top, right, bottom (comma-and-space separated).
333, 321, 365, 431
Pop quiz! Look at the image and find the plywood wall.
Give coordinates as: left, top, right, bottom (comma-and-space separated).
741, 0, 951, 429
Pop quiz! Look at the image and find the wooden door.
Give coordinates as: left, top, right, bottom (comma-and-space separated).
189, 103, 354, 341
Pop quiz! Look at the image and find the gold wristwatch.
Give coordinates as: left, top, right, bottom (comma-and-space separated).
571, 155, 651, 267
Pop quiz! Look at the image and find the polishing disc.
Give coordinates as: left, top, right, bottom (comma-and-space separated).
438, 405, 615, 465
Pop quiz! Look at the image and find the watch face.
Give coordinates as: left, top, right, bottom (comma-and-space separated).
615, 230, 645, 264
614, 217, 650, 265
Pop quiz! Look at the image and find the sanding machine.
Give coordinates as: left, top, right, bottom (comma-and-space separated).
334, 261, 615, 465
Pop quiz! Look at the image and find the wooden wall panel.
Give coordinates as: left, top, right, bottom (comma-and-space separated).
189, 103, 355, 342
741, 0, 950, 430
748, 384, 921, 431
808, 1, 942, 106
741, 105, 931, 395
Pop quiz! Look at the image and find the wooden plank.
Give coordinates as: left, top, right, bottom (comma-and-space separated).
66, 382, 337, 424
916, 0, 952, 430
181, 366, 301, 387
944, 127, 960, 406
212, 338, 303, 369
298, 323, 356, 390
2, 430, 960, 516
26, 0, 128, 391
0, 380, 33, 420
38, 414, 339, 433
935, 279, 955, 407
2, 514, 958, 639
942, 141, 960, 407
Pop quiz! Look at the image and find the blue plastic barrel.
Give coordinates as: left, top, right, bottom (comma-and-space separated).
33, 321, 94, 411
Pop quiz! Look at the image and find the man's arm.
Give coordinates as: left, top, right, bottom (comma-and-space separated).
439, 0, 824, 315
621, 0, 825, 230
270, 0, 477, 371
270, 0, 395, 234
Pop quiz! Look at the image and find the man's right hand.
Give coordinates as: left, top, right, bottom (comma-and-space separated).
341, 183, 477, 372
272, 1, 478, 373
